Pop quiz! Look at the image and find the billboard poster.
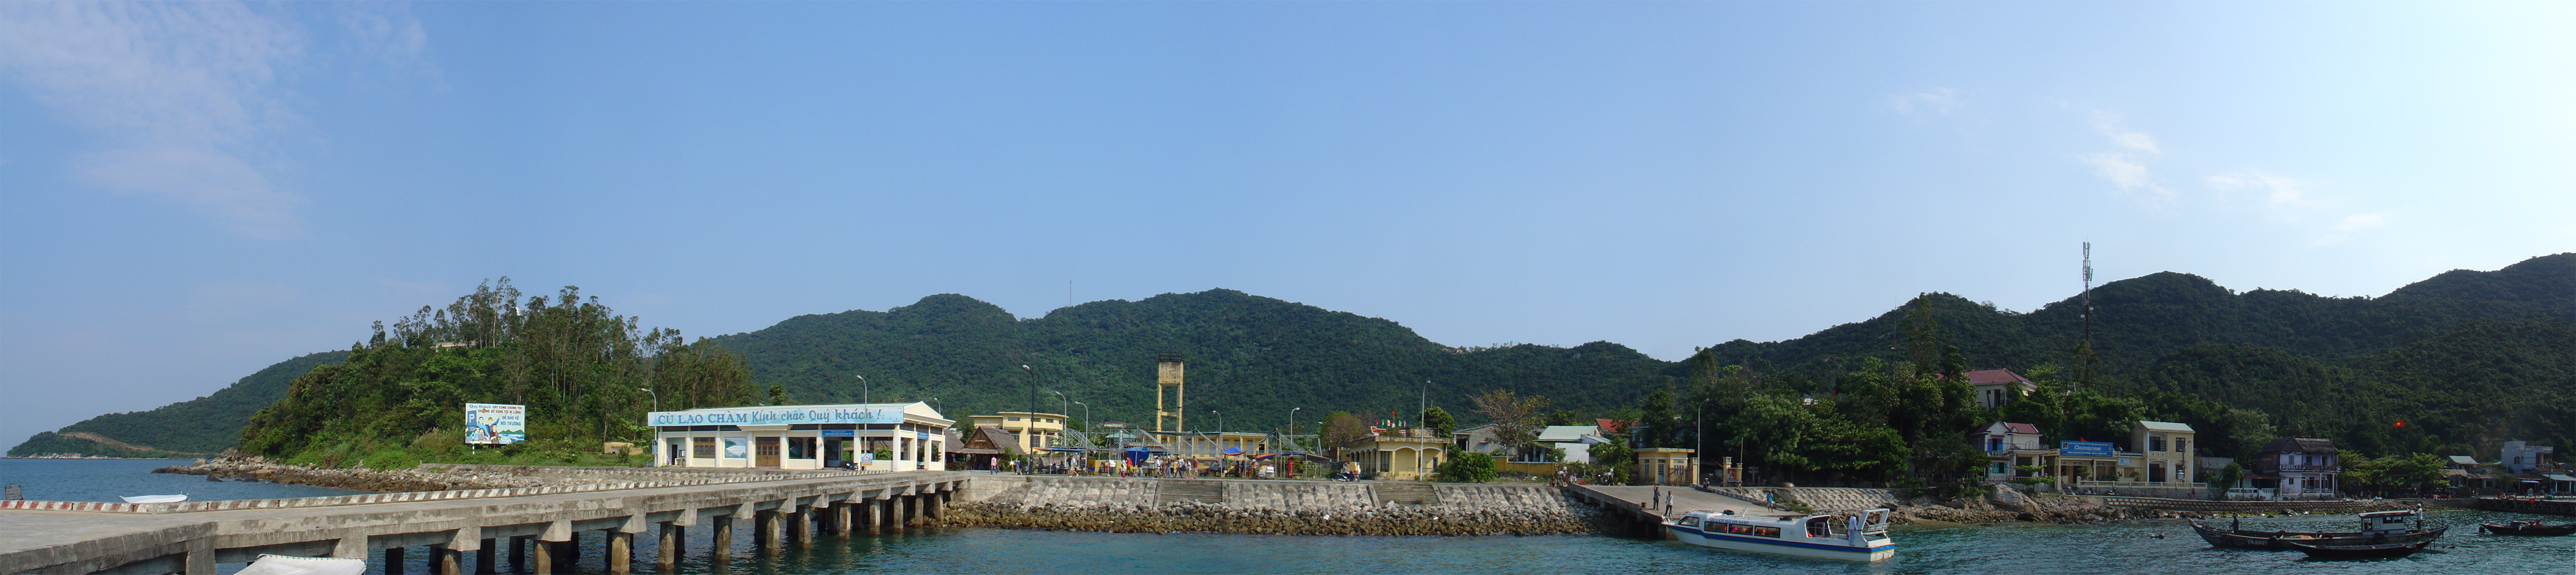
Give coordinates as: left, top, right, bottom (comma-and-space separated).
464, 403, 526, 445
722, 438, 747, 459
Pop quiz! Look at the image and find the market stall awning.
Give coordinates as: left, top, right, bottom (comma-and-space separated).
2545, 474, 2576, 482
1222, 447, 1244, 455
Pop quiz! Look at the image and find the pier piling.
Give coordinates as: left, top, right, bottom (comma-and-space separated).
605, 531, 632, 575
790, 509, 812, 547
507, 536, 526, 574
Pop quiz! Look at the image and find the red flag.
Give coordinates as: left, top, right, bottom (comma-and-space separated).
2392, 421, 2408, 428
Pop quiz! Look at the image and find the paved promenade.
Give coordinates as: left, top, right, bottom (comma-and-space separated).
0, 470, 965, 574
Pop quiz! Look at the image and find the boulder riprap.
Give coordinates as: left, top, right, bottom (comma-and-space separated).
154, 454, 544, 492
943, 499, 1606, 536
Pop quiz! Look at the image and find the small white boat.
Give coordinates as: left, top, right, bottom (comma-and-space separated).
1664, 508, 1895, 562
119, 494, 187, 503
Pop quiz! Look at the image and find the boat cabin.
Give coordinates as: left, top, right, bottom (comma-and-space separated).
2358, 509, 2420, 532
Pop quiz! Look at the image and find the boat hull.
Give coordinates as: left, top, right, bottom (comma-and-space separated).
1666, 524, 1894, 562
2479, 522, 2576, 536
2189, 522, 2447, 550
2283, 539, 2428, 559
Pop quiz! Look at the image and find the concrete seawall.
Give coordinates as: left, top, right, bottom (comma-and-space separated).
947, 476, 1602, 536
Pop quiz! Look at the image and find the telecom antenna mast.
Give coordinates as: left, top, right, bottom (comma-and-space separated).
2082, 242, 2094, 345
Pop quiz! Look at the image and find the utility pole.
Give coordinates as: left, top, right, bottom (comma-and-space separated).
1418, 380, 1429, 428
1022, 365, 1037, 470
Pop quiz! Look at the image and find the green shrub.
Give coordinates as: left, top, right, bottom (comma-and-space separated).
364, 449, 423, 470
1438, 452, 1499, 483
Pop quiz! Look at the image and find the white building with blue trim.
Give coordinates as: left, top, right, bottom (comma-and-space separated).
646, 402, 952, 471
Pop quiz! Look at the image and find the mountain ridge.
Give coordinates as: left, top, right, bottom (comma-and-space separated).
12, 253, 2569, 459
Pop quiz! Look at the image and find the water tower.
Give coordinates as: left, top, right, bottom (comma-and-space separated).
1155, 352, 1185, 432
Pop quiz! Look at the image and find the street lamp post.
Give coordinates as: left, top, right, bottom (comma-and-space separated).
1051, 390, 1070, 447
854, 375, 867, 404
1695, 398, 1710, 486
1074, 401, 1090, 435
637, 387, 659, 413
1022, 365, 1036, 473
1289, 407, 1303, 450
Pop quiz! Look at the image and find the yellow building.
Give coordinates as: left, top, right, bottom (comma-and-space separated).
1345, 432, 1449, 481
2133, 421, 2198, 484
1636, 447, 1699, 486
968, 411, 1068, 453
1149, 431, 1272, 462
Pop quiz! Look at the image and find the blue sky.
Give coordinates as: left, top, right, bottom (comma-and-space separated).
2, 2, 2570, 447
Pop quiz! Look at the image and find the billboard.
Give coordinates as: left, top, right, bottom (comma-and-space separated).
2059, 440, 2113, 457
464, 403, 526, 445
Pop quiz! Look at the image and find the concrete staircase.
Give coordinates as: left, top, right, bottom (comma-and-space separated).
1156, 479, 1226, 505
1372, 482, 1441, 505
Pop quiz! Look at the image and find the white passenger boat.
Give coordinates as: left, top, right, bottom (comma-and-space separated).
1663, 508, 1895, 562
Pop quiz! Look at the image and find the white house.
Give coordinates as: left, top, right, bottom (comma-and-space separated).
648, 402, 951, 471
1965, 369, 2037, 409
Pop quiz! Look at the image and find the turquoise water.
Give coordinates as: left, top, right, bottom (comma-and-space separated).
347, 509, 2567, 574
12, 462, 2561, 574
0, 459, 362, 502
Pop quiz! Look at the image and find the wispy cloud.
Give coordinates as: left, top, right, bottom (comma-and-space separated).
2205, 170, 2314, 210
0, 2, 435, 239
2090, 112, 2159, 153
1891, 87, 1962, 116
2311, 213, 2389, 246
2076, 112, 2175, 205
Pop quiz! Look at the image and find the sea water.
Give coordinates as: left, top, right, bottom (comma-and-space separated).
0, 459, 363, 502
361, 508, 2569, 574
8, 461, 2560, 574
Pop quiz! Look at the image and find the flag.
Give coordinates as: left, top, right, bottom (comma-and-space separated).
2392, 421, 2408, 428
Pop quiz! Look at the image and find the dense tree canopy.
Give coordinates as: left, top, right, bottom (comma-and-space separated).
236, 280, 757, 465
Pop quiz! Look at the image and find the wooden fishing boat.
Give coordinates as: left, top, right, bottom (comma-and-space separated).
2283, 539, 2430, 559
2478, 520, 2576, 536
2188, 509, 2446, 550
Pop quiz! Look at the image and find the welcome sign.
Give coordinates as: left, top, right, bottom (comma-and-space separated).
647, 405, 907, 427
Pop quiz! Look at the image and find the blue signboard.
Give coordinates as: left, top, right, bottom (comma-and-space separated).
2060, 440, 2113, 457
821, 430, 855, 437
646, 405, 905, 427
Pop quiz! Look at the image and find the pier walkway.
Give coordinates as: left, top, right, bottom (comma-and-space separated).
0, 470, 965, 574
1564, 484, 1777, 537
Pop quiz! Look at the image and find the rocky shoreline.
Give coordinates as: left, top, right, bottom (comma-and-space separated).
942, 500, 1609, 536
152, 455, 545, 493
1883, 487, 2428, 525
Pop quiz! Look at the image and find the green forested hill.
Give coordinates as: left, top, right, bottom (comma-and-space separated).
1705, 253, 2573, 381
709, 289, 1677, 435
7, 351, 346, 457
15, 254, 2569, 465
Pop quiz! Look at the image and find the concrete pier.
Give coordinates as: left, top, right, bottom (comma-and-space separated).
0, 470, 966, 574
1564, 484, 1773, 538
